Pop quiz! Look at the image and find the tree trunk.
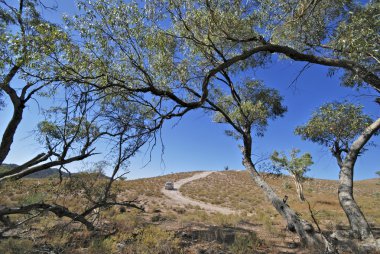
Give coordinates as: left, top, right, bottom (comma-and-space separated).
335, 118, 380, 240
338, 161, 373, 240
241, 137, 335, 252
292, 174, 305, 202
0, 101, 24, 165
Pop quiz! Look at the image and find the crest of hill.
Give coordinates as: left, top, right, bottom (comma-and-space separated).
0, 163, 70, 179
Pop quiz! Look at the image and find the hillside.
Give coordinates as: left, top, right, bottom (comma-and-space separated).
0, 163, 69, 178
0, 170, 379, 253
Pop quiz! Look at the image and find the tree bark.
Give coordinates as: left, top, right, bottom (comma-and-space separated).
0, 100, 24, 165
0, 203, 95, 231
338, 162, 373, 240
336, 117, 380, 240
241, 135, 335, 252
292, 174, 305, 202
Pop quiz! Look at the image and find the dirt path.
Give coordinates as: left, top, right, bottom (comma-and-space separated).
161, 171, 303, 253
161, 171, 237, 215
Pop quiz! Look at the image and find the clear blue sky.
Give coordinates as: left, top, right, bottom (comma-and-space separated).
1, 1, 379, 180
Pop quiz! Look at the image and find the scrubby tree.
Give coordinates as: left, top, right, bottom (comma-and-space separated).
64, 0, 379, 249
296, 102, 380, 240
2, 0, 372, 249
271, 149, 313, 202
0, 0, 164, 233
152, 1, 379, 242
198, 79, 336, 251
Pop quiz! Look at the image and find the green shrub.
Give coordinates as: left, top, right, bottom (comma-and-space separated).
22, 192, 44, 205
134, 225, 181, 254
229, 232, 262, 254
283, 181, 292, 190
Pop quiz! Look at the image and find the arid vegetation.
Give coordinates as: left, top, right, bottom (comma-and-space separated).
181, 171, 380, 227
1, 0, 379, 252
0, 171, 378, 253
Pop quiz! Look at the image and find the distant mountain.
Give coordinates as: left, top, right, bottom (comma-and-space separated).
0, 163, 69, 178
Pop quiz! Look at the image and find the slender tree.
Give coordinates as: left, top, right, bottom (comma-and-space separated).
197, 79, 335, 251
0, 0, 165, 233
296, 102, 380, 240
271, 149, 313, 202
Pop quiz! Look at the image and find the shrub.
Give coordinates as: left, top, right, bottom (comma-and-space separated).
229, 232, 262, 254
0, 238, 34, 254
134, 226, 181, 254
87, 238, 113, 254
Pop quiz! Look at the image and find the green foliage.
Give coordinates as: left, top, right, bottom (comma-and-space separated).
88, 238, 113, 254
270, 0, 352, 48
213, 80, 287, 137
0, 0, 71, 84
295, 102, 375, 150
229, 232, 263, 254
271, 148, 313, 178
133, 226, 181, 254
22, 192, 44, 205
332, 2, 380, 87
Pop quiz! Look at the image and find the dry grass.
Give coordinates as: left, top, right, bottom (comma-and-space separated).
0, 170, 379, 253
116, 171, 199, 199
180, 170, 380, 230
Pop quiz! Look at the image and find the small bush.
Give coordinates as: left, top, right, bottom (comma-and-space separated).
0, 238, 34, 254
283, 181, 292, 190
229, 232, 262, 254
87, 238, 113, 254
134, 226, 181, 254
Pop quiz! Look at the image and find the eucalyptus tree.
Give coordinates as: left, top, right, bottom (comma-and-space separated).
63, 0, 374, 249
143, 0, 379, 242
0, 0, 164, 233
295, 102, 380, 240
0, 0, 69, 165
148, 0, 380, 92
198, 79, 336, 251
271, 149, 313, 202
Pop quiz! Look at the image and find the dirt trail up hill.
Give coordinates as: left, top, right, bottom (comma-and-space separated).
161, 171, 237, 215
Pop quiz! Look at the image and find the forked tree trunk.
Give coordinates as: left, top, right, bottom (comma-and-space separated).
335, 118, 380, 240
292, 174, 305, 202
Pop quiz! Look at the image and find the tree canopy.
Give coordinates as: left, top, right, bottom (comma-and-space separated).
271, 149, 313, 179
295, 102, 376, 154
212, 80, 287, 138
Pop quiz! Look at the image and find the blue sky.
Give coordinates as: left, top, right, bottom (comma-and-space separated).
1, 1, 379, 180
127, 61, 380, 180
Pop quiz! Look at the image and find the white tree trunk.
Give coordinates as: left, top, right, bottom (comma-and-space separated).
337, 117, 380, 240
338, 161, 373, 240
241, 138, 335, 252
292, 174, 305, 202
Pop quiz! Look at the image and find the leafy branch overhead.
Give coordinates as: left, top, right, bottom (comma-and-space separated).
212, 80, 287, 138
295, 102, 378, 156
